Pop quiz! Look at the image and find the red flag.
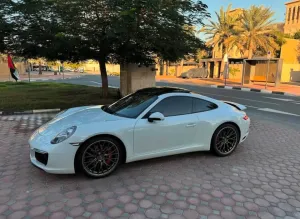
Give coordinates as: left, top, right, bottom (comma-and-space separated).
7, 54, 15, 70
7, 54, 19, 81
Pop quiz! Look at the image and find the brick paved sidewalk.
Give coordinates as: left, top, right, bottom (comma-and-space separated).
0, 114, 300, 219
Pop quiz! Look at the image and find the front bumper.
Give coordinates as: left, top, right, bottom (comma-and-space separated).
29, 133, 79, 174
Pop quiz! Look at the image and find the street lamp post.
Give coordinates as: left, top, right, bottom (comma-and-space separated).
223, 53, 228, 86
27, 61, 31, 83
265, 51, 271, 89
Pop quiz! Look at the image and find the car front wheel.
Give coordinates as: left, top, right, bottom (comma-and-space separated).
77, 137, 122, 178
211, 124, 240, 157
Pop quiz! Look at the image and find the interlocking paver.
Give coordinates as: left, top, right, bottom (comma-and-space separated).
1, 114, 300, 218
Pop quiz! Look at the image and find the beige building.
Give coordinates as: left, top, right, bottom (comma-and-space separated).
280, 38, 300, 82
81, 60, 120, 74
284, 0, 300, 35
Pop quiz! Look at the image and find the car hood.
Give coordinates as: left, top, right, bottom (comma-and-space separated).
38, 105, 126, 136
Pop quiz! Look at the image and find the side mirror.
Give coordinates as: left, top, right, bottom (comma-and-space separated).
148, 112, 165, 123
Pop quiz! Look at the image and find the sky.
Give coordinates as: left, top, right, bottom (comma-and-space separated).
198, 0, 287, 40
201, 0, 287, 22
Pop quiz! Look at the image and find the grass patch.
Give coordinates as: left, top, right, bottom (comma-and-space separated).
0, 82, 119, 111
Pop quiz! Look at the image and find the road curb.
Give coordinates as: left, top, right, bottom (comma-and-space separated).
210, 85, 297, 96
30, 75, 82, 82
0, 108, 60, 116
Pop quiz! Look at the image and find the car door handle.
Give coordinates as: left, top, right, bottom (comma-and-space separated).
186, 123, 196, 127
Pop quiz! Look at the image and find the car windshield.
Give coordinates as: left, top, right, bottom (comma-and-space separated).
102, 92, 158, 118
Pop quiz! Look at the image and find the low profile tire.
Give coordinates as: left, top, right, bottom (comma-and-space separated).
76, 136, 122, 178
211, 123, 240, 157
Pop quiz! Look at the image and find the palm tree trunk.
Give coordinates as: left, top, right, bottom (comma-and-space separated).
248, 49, 253, 59
248, 40, 254, 59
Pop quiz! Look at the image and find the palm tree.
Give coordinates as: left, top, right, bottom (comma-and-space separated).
202, 5, 240, 56
233, 6, 279, 59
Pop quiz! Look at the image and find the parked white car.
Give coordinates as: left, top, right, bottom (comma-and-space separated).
29, 87, 250, 178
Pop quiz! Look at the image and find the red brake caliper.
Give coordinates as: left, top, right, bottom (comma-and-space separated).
105, 149, 112, 165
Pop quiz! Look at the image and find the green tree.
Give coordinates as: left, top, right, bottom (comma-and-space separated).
294, 30, 300, 39
235, 6, 278, 58
273, 31, 287, 58
202, 5, 240, 56
7, 0, 84, 62
4, 0, 208, 96
0, 0, 13, 53
56, 0, 208, 96
195, 47, 211, 61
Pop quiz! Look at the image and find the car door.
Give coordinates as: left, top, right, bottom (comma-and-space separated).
191, 97, 219, 150
133, 96, 199, 155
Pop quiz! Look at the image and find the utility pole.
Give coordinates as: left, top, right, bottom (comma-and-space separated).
265, 51, 271, 89
223, 53, 228, 86
28, 61, 31, 82
62, 62, 65, 80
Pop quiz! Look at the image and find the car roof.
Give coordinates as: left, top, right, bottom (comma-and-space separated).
135, 87, 191, 96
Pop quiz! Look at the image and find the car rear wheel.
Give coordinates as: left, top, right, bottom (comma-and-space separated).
77, 137, 122, 178
211, 124, 240, 157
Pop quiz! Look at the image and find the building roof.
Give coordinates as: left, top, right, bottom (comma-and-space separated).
198, 58, 223, 62
285, 0, 300, 5
245, 57, 281, 61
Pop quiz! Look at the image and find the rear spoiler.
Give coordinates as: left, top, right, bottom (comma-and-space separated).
222, 101, 247, 111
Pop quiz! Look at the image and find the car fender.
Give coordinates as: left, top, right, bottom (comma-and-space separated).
69, 119, 136, 161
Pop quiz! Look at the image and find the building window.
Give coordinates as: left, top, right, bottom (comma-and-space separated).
298, 6, 300, 20
288, 8, 291, 22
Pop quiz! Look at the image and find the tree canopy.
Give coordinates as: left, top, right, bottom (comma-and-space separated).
1, 0, 209, 96
294, 30, 300, 39
202, 5, 279, 59
0, 0, 13, 53
235, 6, 278, 58
202, 5, 239, 55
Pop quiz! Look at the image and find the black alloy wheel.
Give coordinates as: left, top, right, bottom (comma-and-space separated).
77, 137, 122, 178
211, 124, 240, 156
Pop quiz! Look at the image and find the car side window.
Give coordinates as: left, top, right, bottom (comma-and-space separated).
148, 96, 193, 117
192, 98, 218, 113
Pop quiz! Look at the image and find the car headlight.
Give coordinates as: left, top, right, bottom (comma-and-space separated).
51, 126, 77, 144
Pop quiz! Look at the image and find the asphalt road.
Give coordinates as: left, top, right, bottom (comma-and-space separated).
53, 75, 300, 129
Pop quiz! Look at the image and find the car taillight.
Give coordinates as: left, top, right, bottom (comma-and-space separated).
243, 115, 249, 120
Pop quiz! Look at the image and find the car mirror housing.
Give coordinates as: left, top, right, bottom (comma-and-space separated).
148, 112, 165, 123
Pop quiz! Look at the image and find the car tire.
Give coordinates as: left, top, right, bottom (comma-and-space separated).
76, 136, 123, 178
211, 123, 240, 157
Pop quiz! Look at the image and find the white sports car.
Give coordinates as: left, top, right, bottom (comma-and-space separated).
29, 87, 250, 178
